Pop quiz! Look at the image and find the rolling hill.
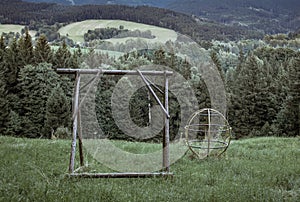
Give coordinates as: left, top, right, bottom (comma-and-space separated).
23, 0, 175, 7
22, 0, 300, 34
168, 0, 300, 33
0, 0, 263, 41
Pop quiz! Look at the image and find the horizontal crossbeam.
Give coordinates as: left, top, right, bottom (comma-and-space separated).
56, 68, 173, 76
68, 172, 173, 178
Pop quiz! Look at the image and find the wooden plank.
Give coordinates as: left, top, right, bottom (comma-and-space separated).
78, 110, 84, 167
69, 73, 81, 173
68, 172, 174, 178
137, 70, 170, 118
57, 68, 173, 76
163, 71, 170, 172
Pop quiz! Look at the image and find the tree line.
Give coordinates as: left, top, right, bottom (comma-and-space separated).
0, 30, 299, 140
0, 29, 80, 138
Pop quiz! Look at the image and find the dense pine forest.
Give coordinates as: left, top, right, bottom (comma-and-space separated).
0, 0, 299, 139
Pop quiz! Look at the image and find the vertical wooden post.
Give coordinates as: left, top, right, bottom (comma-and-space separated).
207, 109, 211, 157
78, 110, 84, 167
163, 71, 170, 172
69, 73, 81, 173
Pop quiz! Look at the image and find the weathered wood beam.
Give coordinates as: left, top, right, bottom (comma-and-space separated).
68, 172, 174, 178
57, 68, 173, 76
69, 73, 81, 173
137, 70, 170, 118
163, 72, 170, 172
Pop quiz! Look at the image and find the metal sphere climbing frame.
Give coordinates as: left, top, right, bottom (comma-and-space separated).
185, 108, 231, 159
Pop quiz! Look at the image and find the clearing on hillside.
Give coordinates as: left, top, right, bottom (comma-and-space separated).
0, 24, 24, 34
0, 24, 36, 38
58, 19, 178, 43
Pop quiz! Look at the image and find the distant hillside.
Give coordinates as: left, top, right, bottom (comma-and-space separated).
168, 0, 300, 33
23, 0, 300, 34
23, 0, 175, 7
0, 0, 263, 41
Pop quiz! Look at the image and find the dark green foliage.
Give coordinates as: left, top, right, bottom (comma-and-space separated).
0, 33, 78, 138
210, 51, 225, 84
275, 58, 300, 136
95, 49, 206, 142
17, 63, 61, 138
45, 85, 71, 138
53, 40, 79, 69
34, 34, 53, 64
0, 35, 5, 63
0, 75, 10, 135
2, 38, 21, 95
95, 76, 123, 139
228, 47, 300, 138
53, 41, 71, 69
18, 28, 34, 66
84, 27, 129, 41
5, 110, 22, 136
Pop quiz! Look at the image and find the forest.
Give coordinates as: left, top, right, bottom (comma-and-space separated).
0, 0, 299, 140
0, 29, 299, 140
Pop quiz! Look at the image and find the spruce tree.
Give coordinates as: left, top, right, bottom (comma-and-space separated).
0, 34, 5, 63
34, 34, 53, 64
18, 28, 34, 66
45, 85, 70, 138
276, 57, 300, 136
53, 40, 72, 69
0, 34, 5, 50
229, 55, 267, 137
0, 73, 9, 135
18, 63, 61, 137
210, 50, 225, 84
3, 38, 21, 93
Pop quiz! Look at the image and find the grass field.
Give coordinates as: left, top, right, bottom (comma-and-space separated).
0, 136, 299, 201
0, 24, 24, 34
58, 19, 178, 44
0, 24, 37, 38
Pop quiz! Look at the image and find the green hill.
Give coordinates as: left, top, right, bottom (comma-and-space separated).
168, 0, 300, 33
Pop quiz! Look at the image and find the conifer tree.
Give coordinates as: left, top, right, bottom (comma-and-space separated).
276, 57, 300, 136
0, 34, 5, 63
210, 50, 225, 84
18, 63, 60, 137
45, 85, 70, 138
229, 55, 267, 137
18, 28, 34, 66
0, 73, 9, 135
34, 34, 53, 64
0, 34, 5, 50
3, 38, 21, 95
53, 40, 72, 69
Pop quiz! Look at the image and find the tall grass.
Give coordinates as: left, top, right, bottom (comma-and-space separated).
0, 136, 299, 201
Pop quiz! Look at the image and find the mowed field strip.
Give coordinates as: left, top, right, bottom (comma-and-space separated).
0, 24, 37, 38
58, 19, 178, 43
0, 24, 24, 34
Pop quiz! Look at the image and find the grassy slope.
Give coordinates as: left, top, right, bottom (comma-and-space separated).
0, 24, 24, 34
58, 19, 178, 43
0, 24, 37, 38
0, 136, 299, 201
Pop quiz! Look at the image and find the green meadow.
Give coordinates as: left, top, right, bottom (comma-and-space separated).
58, 19, 178, 43
0, 24, 24, 34
0, 136, 299, 201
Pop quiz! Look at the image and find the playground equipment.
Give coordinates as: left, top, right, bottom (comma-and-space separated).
57, 68, 173, 178
185, 108, 231, 159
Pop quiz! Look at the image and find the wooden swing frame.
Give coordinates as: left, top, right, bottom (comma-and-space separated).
57, 68, 173, 178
